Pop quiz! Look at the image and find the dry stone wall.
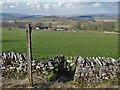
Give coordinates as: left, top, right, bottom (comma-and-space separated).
1, 52, 120, 82
74, 56, 120, 83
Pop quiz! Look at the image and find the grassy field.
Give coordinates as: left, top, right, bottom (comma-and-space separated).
2, 28, 118, 60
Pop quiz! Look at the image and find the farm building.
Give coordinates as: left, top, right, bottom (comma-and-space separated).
39, 26, 49, 30
55, 27, 68, 31
35, 26, 50, 30
36, 27, 40, 30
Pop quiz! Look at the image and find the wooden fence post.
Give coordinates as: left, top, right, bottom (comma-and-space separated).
26, 24, 33, 87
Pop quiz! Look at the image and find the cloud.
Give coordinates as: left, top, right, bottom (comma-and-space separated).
44, 3, 50, 10
26, 1, 41, 10
7, 0, 15, 3
53, 2, 64, 8
92, 3, 101, 7
9, 5, 16, 8
3, 1, 18, 9
64, 0, 119, 2
0, 1, 2, 5
36, 2, 40, 9
2, 2, 118, 15
58, 2, 63, 6
66, 3, 77, 9
35, 0, 119, 2
0, 1, 2, 9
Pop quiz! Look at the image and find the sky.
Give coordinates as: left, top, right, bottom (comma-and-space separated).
1, 0, 120, 2
0, 0, 119, 15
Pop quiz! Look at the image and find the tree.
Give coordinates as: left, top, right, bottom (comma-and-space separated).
72, 21, 82, 30
48, 23, 52, 28
35, 22, 43, 28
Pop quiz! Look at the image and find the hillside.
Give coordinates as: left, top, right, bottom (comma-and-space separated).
0, 13, 28, 21
0, 13, 118, 21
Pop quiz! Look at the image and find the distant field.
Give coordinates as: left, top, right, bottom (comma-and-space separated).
2, 28, 118, 60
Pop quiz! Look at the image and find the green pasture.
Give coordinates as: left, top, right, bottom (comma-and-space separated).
2, 28, 118, 60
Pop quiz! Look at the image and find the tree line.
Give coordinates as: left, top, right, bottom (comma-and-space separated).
71, 21, 115, 32
2, 20, 116, 32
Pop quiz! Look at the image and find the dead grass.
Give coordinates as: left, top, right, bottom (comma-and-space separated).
2, 74, 119, 88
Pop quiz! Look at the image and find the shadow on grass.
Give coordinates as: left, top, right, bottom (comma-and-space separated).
11, 82, 55, 88
2, 40, 21, 43
33, 82, 54, 88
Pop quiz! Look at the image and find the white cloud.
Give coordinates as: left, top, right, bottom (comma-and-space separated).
0, 1, 2, 5
3, 1, 18, 9
9, 5, 16, 8
93, 3, 101, 7
10, 3, 17, 8
66, 3, 77, 9
62, 0, 119, 2
2, 1, 118, 15
7, 0, 15, 3
26, 2, 30, 6
0, 0, 2, 4
44, 3, 50, 10
26, 1, 41, 10
58, 2, 63, 6
34, 0, 119, 2
36, 4, 40, 9
0, 1, 2, 10
53, 2, 64, 8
